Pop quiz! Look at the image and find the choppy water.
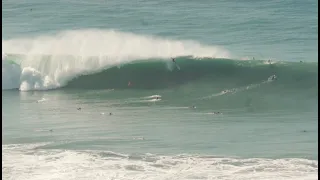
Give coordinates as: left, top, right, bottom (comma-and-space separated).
2, 0, 318, 179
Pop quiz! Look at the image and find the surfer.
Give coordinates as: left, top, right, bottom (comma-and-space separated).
77, 107, 81, 111
171, 57, 181, 70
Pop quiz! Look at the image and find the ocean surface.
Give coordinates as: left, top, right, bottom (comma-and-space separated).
2, 0, 318, 179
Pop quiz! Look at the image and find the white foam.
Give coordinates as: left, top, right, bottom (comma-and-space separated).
2, 52, 7, 59
147, 98, 161, 102
2, 143, 318, 180
144, 95, 162, 99
263, 60, 277, 65
205, 112, 223, 115
129, 99, 162, 103
2, 29, 231, 91
36, 98, 47, 103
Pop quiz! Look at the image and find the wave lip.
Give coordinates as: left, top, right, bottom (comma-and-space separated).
2, 29, 231, 91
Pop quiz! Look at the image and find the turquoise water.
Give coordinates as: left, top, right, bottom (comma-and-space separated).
2, 0, 318, 179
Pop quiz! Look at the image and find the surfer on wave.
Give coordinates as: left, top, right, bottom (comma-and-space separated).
171, 57, 181, 70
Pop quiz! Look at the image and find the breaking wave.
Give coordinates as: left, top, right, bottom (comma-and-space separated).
2, 29, 230, 91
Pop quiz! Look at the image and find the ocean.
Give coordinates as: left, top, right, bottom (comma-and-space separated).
2, 0, 318, 179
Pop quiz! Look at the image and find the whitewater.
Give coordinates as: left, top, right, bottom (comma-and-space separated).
3, 143, 317, 180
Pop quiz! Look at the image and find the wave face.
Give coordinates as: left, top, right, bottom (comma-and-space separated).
64, 58, 317, 112
2, 29, 230, 91
64, 58, 317, 90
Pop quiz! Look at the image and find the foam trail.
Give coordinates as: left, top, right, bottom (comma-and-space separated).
128, 99, 162, 104
199, 75, 277, 100
146, 99, 161, 102
143, 95, 162, 99
2, 29, 231, 91
36, 98, 47, 103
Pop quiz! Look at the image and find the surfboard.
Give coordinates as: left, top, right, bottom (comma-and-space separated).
175, 64, 181, 70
